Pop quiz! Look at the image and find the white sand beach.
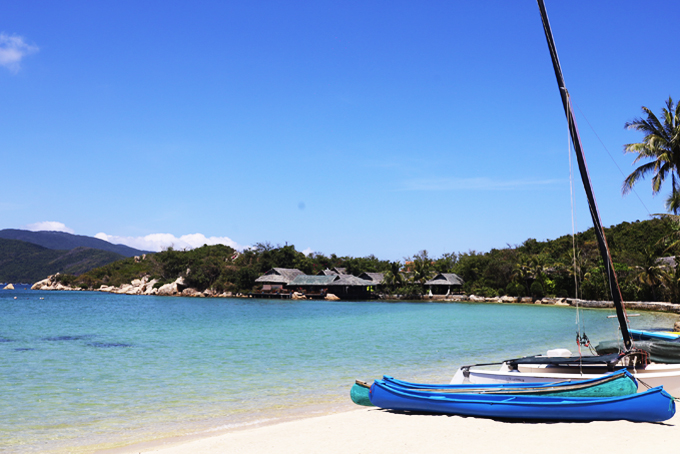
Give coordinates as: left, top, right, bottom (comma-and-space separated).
112, 406, 680, 454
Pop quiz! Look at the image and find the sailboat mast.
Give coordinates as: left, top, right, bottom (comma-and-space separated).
535, 0, 632, 350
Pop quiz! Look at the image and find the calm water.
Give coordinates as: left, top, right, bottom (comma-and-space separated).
1, 289, 677, 453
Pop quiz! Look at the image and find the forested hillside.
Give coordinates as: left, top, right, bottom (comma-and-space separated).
50, 218, 680, 302
0, 238, 126, 282
0, 229, 149, 257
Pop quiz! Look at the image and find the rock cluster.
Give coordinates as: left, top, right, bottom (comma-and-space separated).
31, 274, 234, 298
98, 276, 159, 295
438, 294, 571, 306
31, 274, 81, 291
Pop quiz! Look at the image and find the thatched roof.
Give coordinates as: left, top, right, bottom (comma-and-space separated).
330, 275, 374, 287
255, 268, 305, 284
359, 272, 384, 284
317, 267, 349, 276
424, 273, 464, 286
289, 275, 338, 286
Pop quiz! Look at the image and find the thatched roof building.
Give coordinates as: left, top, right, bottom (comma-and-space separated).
358, 272, 384, 285
424, 273, 464, 295
317, 267, 348, 276
255, 268, 305, 289
424, 273, 464, 286
288, 275, 338, 286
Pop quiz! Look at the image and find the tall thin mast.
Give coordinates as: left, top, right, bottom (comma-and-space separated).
536, 0, 632, 350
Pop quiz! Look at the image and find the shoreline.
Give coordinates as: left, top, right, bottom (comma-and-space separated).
107, 405, 680, 454
24, 276, 680, 316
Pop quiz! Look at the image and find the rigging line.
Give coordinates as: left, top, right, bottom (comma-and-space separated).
571, 101, 653, 217
569, 121, 580, 326
568, 101, 584, 367
565, 94, 617, 305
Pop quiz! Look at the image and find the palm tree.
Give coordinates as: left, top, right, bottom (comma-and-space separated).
409, 250, 433, 284
622, 96, 680, 213
632, 248, 665, 301
383, 261, 405, 289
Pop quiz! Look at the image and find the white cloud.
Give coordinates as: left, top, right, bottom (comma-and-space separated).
94, 232, 247, 252
25, 221, 75, 234
402, 177, 564, 191
301, 247, 314, 256
0, 33, 38, 73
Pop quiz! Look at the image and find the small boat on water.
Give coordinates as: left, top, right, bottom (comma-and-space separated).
351, 370, 638, 407
369, 379, 675, 422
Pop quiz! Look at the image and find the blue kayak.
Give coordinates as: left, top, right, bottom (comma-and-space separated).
369, 380, 676, 422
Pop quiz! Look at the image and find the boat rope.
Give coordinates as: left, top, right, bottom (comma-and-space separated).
568, 103, 595, 362
571, 100, 652, 217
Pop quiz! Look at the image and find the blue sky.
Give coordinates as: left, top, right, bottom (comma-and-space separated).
2, 1, 678, 260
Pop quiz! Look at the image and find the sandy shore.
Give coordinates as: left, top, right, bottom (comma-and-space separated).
111, 405, 680, 454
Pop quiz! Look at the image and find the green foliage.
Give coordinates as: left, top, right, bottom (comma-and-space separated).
506, 282, 525, 297
0, 238, 126, 283
622, 97, 680, 214
30, 218, 680, 302
530, 281, 544, 299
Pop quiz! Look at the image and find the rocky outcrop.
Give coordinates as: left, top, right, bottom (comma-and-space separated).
157, 277, 187, 296
468, 295, 485, 302
3, 283, 14, 290
325, 293, 340, 301
31, 274, 76, 291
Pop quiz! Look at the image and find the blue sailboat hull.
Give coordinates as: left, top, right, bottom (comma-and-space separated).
369, 380, 675, 422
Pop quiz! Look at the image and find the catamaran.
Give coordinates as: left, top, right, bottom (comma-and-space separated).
450, 0, 680, 397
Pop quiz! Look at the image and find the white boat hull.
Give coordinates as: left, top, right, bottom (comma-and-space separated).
451, 363, 680, 397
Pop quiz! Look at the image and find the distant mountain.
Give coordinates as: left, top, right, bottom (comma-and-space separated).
0, 229, 150, 258
0, 238, 126, 283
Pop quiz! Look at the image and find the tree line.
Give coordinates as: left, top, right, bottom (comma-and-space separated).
53, 217, 680, 302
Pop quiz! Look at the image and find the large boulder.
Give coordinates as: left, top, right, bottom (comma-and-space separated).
144, 280, 159, 295
325, 293, 340, 301
157, 277, 186, 296
3, 283, 15, 290
157, 282, 178, 296
182, 288, 200, 297
32, 278, 51, 290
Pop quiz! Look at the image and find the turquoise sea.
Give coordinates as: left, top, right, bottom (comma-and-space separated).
1, 288, 677, 453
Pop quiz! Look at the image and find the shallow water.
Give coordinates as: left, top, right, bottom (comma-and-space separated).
1, 289, 676, 453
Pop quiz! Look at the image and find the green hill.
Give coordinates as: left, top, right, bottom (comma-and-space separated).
0, 229, 150, 257
0, 238, 127, 283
